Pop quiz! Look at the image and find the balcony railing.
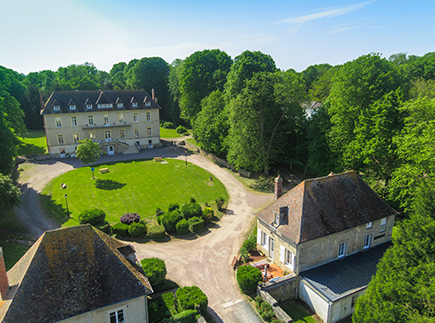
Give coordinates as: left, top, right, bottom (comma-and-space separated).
82, 122, 131, 129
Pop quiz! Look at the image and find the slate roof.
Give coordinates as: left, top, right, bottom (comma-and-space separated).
256, 171, 397, 244
0, 225, 153, 323
300, 242, 391, 302
41, 89, 161, 115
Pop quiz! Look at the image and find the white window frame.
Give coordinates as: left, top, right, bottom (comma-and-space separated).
117, 103, 123, 108
104, 115, 109, 125
380, 217, 387, 232
71, 116, 77, 127
73, 133, 79, 144
86, 104, 93, 109
146, 111, 151, 122
109, 309, 125, 323
338, 241, 347, 258
105, 130, 111, 141
145, 102, 151, 107
55, 118, 62, 128
119, 129, 125, 139
98, 103, 113, 109
133, 113, 138, 122
118, 113, 124, 123
88, 115, 94, 126
363, 233, 371, 249
280, 245, 295, 271
147, 127, 152, 137
132, 102, 138, 108
53, 105, 60, 111
273, 211, 280, 226
69, 104, 76, 110
366, 222, 373, 229
57, 134, 64, 145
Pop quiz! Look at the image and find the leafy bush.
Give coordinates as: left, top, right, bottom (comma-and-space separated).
149, 296, 172, 322
176, 219, 189, 235
216, 197, 225, 210
255, 296, 277, 322
111, 222, 129, 236
95, 221, 111, 234
78, 208, 106, 226
241, 233, 257, 253
236, 265, 262, 295
181, 203, 202, 219
162, 121, 174, 129
120, 212, 140, 225
169, 309, 197, 323
202, 207, 214, 223
162, 292, 178, 316
168, 203, 179, 212
188, 217, 204, 233
161, 210, 183, 233
128, 222, 146, 237
176, 125, 188, 134
176, 286, 208, 313
140, 257, 167, 286
148, 224, 166, 240
156, 208, 165, 216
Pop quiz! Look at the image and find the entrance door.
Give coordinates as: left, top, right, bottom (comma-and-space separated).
107, 145, 114, 155
269, 237, 275, 260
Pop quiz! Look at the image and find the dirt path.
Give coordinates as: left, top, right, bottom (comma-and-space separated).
15, 146, 274, 322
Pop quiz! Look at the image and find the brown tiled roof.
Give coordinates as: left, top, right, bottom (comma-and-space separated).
256, 171, 397, 244
1, 225, 152, 323
41, 89, 161, 115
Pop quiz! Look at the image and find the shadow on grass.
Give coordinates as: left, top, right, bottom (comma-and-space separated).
17, 143, 46, 155
39, 193, 71, 225
95, 179, 126, 190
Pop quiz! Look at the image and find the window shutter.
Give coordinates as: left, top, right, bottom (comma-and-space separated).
290, 253, 295, 272
265, 234, 269, 253
257, 228, 262, 245
280, 245, 285, 263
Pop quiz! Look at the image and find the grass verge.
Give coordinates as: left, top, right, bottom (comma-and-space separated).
160, 127, 189, 138
18, 130, 48, 155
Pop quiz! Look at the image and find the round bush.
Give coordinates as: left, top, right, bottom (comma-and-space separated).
128, 222, 146, 237
181, 203, 202, 219
112, 222, 129, 236
162, 121, 174, 129
176, 219, 189, 235
161, 210, 183, 233
120, 212, 140, 225
242, 234, 257, 252
148, 224, 166, 240
176, 125, 187, 134
202, 207, 214, 223
188, 216, 204, 233
170, 309, 197, 323
176, 286, 208, 313
78, 208, 106, 226
140, 257, 167, 286
216, 197, 225, 210
168, 203, 179, 212
236, 265, 262, 295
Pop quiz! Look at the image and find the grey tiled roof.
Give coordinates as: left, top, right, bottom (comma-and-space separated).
300, 242, 391, 302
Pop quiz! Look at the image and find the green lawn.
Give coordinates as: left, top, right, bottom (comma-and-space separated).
0, 242, 30, 270
160, 127, 190, 138
18, 130, 48, 155
0, 209, 27, 233
41, 159, 228, 226
280, 300, 319, 323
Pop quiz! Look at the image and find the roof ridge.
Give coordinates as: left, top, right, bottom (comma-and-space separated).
297, 181, 307, 244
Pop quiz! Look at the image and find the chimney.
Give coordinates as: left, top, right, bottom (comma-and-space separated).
0, 247, 9, 299
274, 175, 283, 200
151, 88, 155, 100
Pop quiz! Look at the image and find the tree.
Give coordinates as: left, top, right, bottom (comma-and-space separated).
0, 174, 21, 209
168, 59, 183, 124
76, 139, 102, 179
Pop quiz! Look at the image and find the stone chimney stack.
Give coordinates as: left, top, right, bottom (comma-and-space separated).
152, 88, 155, 101
0, 247, 9, 299
274, 175, 283, 200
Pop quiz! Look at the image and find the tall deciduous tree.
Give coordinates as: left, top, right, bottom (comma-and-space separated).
0, 173, 21, 209
168, 59, 183, 124
76, 139, 102, 179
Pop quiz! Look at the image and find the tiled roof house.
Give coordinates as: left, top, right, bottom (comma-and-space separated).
0, 225, 153, 323
256, 171, 397, 323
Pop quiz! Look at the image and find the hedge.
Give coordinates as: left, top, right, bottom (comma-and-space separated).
148, 224, 166, 240
140, 257, 167, 286
202, 207, 214, 223
188, 217, 204, 233
120, 212, 140, 225
162, 121, 174, 129
161, 210, 183, 233
162, 292, 178, 316
128, 222, 146, 237
78, 208, 106, 226
168, 203, 179, 212
95, 221, 111, 234
176, 286, 208, 313
181, 203, 202, 219
149, 296, 172, 322
169, 309, 197, 323
111, 222, 129, 236
236, 265, 262, 295
176, 125, 187, 134
176, 219, 189, 235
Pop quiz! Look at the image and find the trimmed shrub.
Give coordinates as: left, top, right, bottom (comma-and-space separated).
202, 207, 214, 223
188, 217, 204, 233
241, 233, 257, 253
162, 121, 174, 129
120, 212, 140, 225
176, 286, 208, 313
176, 219, 189, 235
216, 197, 225, 210
148, 224, 166, 240
236, 265, 262, 295
128, 222, 146, 237
140, 257, 167, 286
112, 222, 129, 236
168, 203, 179, 212
161, 210, 183, 233
79, 208, 106, 226
170, 309, 197, 323
176, 125, 187, 134
181, 203, 202, 219
156, 208, 165, 216
255, 296, 276, 322
162, 292, 178, 316
95, 221, 111, 234
149, 296, 172, 322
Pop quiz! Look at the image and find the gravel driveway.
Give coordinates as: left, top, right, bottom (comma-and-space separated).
15, 146, 274, 322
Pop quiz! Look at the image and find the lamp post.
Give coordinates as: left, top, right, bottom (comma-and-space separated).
185, 149, 187, 166
64, 194, 70, 218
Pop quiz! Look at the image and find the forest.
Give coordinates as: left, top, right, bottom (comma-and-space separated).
1, 50, 435, 322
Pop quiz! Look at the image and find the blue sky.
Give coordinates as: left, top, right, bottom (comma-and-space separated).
1, 0, 433, 74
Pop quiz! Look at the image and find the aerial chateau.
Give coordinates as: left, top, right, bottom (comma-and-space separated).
41, 89, 161, 157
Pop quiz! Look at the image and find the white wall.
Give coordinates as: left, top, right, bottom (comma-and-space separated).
299, 279, 330, 323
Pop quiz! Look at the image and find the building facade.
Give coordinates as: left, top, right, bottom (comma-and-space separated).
41, 89, 161, 157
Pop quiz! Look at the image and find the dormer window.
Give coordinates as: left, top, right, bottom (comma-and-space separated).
273, 211, 280, 226
69, 105, 76, 110
366, 222, 373, 229
145, 102, 151, 107
132, 102, 138, 108
53, 105, 60, 111
86, 104, 93, 109
117, 103, 123, 108
98, 103, 113, 109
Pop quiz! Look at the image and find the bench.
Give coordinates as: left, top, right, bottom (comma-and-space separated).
154, 157, 163, 162
99, 168, 109, 173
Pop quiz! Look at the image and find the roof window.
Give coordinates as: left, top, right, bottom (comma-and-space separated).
53, 105, 60, 111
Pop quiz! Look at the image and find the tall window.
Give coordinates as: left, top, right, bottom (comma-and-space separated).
146, 112, 151, 121
88, 115, 94, 126
147, 127, 152, 137
104, 115, 109, 125
55, 118, 62, 128
57, 134, 64, 145
118, 113, 124, 123
109, 309, 124, 323
338, 242, 347, 258
134, 129, 140, 138
261, 232, 267, 246
133, 113, 138, 122
73, 133, 79, 143
119, 129, 125, 139
285, 249, 293, 266
71, 116, 77, 127
364, 234, 371, 249
273, 211, 280, 226
380, 217, 387, 233
105, 130, 111, 141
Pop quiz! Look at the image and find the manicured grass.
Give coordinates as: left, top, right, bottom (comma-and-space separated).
280, 300, 319, 323
0, 209, 27, 233
41, 159, 228, 226
0, 242, 30, 270
160, 127, 190, 138
18, 130, 48, 155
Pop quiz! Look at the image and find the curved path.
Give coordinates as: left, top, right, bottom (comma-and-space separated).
15, 146, 274, 322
